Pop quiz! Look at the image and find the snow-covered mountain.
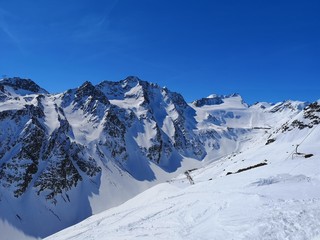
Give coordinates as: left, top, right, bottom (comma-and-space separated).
0, 77, 319, 240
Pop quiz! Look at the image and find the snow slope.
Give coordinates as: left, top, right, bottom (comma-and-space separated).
46, 100, 320, 240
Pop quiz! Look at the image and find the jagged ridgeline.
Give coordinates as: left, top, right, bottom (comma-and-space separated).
0, 76, 205, 203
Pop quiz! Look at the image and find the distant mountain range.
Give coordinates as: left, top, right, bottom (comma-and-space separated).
0, 76, 319, 240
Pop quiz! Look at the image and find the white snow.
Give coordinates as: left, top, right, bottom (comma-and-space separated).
42, 96, 60, 134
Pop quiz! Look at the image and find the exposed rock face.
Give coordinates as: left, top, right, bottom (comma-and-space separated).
0, 95, 101, 203
193, 96, 224, 107
101, 107, 128, 161
281, 101, 320, 132
304, 101, 320, 125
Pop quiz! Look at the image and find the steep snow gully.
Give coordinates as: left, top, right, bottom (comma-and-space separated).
0, 77, 319, 240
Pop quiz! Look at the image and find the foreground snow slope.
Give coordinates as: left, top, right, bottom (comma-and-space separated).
46, 102, 320, 240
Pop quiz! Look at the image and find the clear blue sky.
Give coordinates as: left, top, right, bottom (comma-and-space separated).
0, 0, 319, 103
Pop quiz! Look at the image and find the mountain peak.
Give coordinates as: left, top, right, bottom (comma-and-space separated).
121, 76, 141, 86
193, 95, 224, 107
75, 80, 109, 105
121, 76, 159, 89
206, 94, 219, 99
193, 93, 247, 108
124, 76, 141, 82
80, 80, 94, 88
0, 77, 48, 95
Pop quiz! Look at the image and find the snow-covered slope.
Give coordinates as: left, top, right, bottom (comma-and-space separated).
46, 101, 320, 240
0, 76, 318, 240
